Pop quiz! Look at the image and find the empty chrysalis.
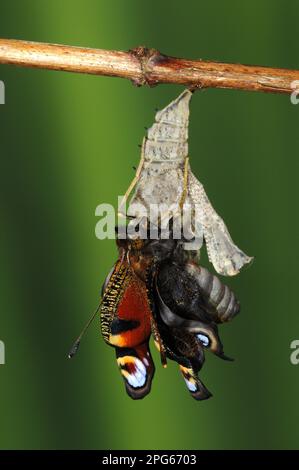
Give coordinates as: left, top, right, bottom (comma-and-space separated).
121, 89, 253, 276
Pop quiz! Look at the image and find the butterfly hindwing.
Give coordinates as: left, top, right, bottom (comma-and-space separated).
116, 343, 155, 400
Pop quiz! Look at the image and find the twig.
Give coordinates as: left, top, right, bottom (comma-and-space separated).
0, 38, 298, 94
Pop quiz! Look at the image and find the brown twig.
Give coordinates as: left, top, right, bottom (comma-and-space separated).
0, 38, 298, 94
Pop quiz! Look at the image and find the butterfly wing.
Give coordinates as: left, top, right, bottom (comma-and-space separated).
149, 256, 237, 400
115, 343, 154, 400
147, 269, 211, 400
101, 258, 155, 399
179, 365, 212, 401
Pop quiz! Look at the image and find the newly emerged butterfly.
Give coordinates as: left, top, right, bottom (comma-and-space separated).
100, 231, 240, 400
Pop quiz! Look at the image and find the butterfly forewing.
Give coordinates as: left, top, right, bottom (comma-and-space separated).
100, 256, 155, 399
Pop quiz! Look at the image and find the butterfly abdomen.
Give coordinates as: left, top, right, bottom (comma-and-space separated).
186, 262, 240, 323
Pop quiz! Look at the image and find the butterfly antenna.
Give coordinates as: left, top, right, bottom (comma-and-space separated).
68, 304, 101, 359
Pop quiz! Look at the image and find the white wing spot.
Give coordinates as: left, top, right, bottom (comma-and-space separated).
197, 333, 210, 347
184, 378, 197, 392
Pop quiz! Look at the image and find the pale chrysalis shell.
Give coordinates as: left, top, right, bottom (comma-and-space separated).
128, 91, 190, 214
127, 90, 253, 276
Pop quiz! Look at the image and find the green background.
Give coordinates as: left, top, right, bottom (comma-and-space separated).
0, 0, 298, 450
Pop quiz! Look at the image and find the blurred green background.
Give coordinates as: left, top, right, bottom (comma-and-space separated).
0, 0, 298, 450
